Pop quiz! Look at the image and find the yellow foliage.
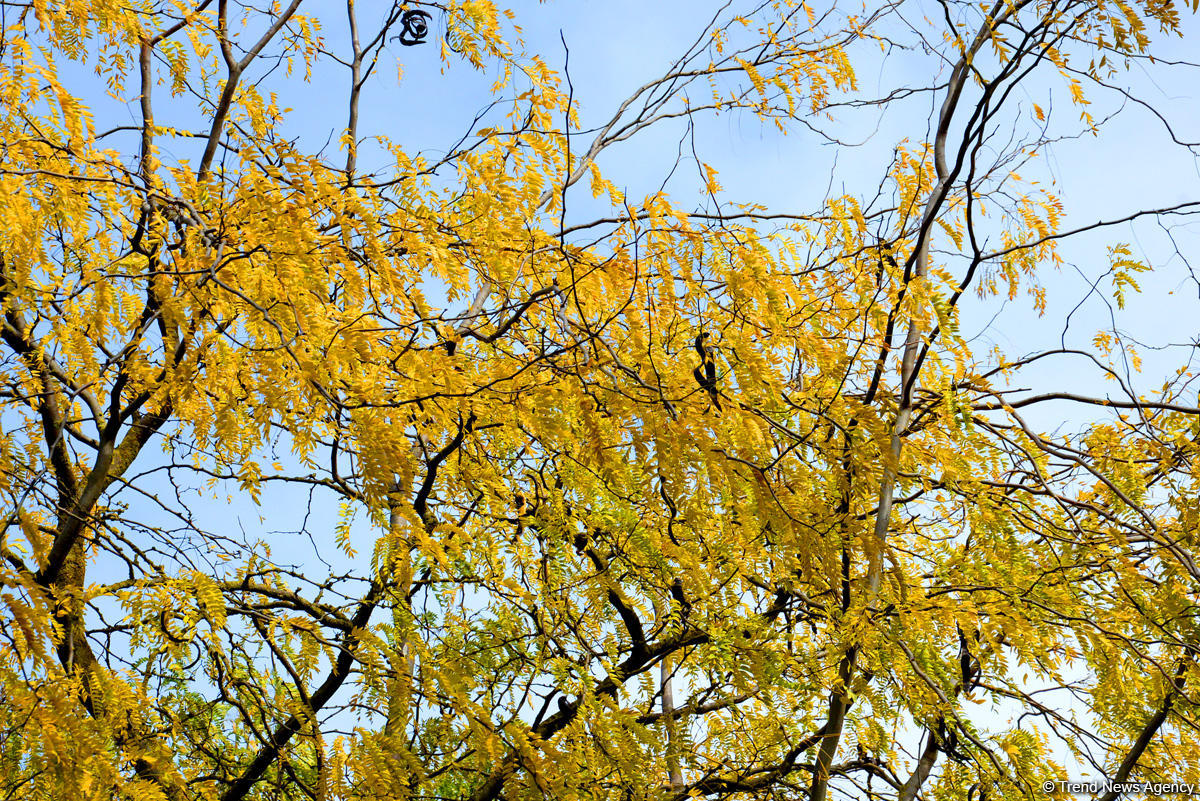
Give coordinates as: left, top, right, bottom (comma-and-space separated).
1, 1, 1198, 800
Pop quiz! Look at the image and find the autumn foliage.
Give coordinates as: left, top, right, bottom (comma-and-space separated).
2, 1, 1200, 800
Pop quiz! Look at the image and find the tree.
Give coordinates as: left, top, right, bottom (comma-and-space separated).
2, 0, 1199, 799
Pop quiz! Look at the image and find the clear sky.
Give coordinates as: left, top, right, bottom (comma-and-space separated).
337, 0, 1200, 426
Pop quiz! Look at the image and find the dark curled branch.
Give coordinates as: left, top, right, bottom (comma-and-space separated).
396, 9, 431, 46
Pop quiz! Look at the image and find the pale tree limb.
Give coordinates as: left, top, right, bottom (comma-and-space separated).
810, 4, 1028, 799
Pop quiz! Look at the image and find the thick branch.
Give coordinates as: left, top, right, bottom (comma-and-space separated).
1097, 660, 1189, 801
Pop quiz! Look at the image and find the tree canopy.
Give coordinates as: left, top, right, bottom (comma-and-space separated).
2, 1, 1200, 800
